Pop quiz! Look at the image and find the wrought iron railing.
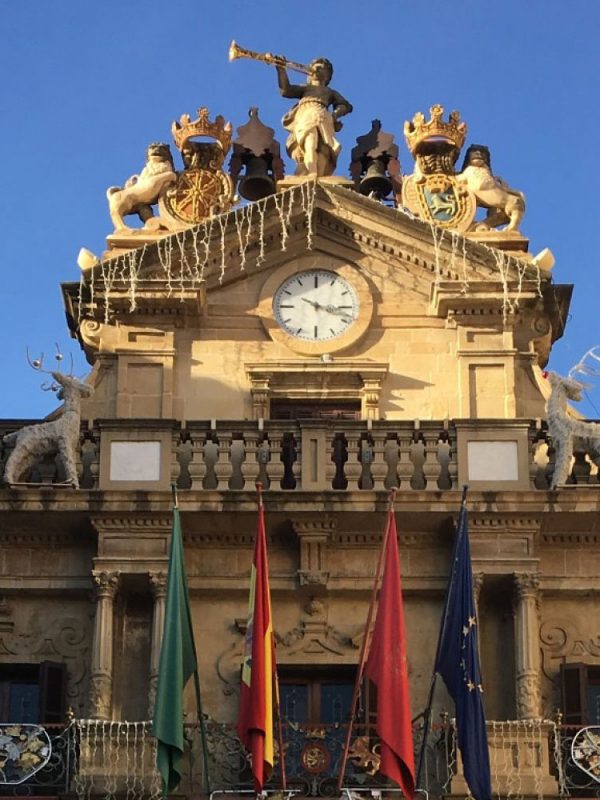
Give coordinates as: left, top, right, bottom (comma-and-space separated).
552, 724, 600, 797
197, 718, 451, 797
0, 723, 74, 797
5, 719, 596, 799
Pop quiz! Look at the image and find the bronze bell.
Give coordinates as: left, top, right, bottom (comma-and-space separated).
238, 156, 276, 201
359, 157, 393, 199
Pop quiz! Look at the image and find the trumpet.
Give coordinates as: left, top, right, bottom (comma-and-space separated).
228, 40, 310, 76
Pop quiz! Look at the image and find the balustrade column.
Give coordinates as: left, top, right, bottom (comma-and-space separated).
148, 571, 168, 717
89, 570, 120, 719
513, 572, 542, 719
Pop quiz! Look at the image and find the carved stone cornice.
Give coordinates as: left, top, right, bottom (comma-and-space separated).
432, 280, 541, 319
292, 519, 337, 537
91, 516, 172, 535
469, 516, 541, 533
0, 531, 81, 547
329, 530, 441, 549
542, 532, 600, 545
92, 570, 120, 599
185, 531, 284, 547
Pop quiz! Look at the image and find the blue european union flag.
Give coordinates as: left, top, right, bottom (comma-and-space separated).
435, 503, 492, 800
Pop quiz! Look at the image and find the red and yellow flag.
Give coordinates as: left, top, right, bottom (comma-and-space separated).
237, 494, 275, 791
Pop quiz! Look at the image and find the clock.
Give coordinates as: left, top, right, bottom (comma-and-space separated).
257, 258, 374, 356
273, 270, 359, 342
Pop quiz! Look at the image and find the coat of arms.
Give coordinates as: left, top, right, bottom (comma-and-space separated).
160, 107, 235, 226
401, 105, 476, 232
401, 105, 528, 245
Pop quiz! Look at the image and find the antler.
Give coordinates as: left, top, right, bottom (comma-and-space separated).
26, 347, 48, 373
568, 346, 600, 379
26, 343, 73, 392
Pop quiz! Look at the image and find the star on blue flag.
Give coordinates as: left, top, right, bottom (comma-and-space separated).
435, 503, 492, 800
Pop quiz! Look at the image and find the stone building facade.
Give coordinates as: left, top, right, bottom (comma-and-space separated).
1, 176, 599, 799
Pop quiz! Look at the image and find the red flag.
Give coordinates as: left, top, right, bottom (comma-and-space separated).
237, 496, 276, 791
365, 510, 415, 800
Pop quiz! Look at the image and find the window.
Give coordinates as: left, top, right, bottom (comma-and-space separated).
279, 667, 361, 725
561, 662, 600, 725
270, 401, 361, 421
0, 662, 67, 724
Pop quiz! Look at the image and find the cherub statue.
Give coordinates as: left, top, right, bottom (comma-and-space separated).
106, 142, 176, 231
275, 57, 352, 177
456, 144, 525, 232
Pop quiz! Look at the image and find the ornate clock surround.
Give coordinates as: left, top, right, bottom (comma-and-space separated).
257, 254, 374, 356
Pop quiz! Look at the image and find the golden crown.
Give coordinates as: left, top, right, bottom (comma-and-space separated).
171, 107, 233, 153
403, 104, 467, 155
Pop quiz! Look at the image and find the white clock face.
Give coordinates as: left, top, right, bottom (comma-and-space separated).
273, 270, 360, 341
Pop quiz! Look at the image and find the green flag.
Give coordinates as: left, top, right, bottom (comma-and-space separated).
152, 506, 198, 794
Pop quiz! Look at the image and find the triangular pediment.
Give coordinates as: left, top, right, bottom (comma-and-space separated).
62, 180, 571, 423
65, 181, 558, 326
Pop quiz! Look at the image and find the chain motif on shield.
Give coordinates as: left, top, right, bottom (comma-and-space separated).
160, 107, 235, 227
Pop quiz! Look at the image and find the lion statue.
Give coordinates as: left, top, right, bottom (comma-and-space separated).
456, 144, 525, 233
106, 142, 176, 232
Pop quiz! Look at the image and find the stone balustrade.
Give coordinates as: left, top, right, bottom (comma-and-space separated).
0, 417, 598, 492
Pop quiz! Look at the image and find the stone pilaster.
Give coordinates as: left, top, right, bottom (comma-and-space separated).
292, 519, 336, 588
148, 571, 168, 717
89, 570, 120, 719
513, 572, 542, 719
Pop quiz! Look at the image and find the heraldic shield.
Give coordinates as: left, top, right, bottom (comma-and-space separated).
402, 104, 477, 233
159, 107, 235, 227
402, 172, 476, 232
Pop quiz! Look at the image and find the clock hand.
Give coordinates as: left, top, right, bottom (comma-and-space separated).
323, 304, 354, 319
301, 297, 321, 309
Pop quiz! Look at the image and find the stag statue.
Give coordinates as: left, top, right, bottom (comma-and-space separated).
546, 348, 600, 487
3, 352, 93, 488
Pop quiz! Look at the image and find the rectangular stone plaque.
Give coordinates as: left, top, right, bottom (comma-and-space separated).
109, 441, 161, 482
467, 440, 519, 482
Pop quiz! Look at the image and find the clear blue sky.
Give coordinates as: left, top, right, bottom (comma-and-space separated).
2, 0, 599, 417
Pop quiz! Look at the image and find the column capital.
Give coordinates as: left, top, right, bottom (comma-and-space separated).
513, 571, 541, 599
92, 570, 120, 598
149, 571, 168, 599
473, 571, 485, 590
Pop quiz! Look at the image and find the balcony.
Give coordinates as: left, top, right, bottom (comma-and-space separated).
2, 719, 595, 799
1, 417, 598, 495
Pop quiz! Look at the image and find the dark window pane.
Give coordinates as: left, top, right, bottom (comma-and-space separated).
280, 683, 309, 723
561, 662, 587, 724
320, 683, 353, 724
39, 661, 67, 723
588, 686, 600, 724
10, 683, 39, 723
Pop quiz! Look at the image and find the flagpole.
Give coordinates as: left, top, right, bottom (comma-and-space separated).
415, 484, 469, 791
336, 488, 396, 793
171, 483, 212, 797
256, 482, 288, 792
